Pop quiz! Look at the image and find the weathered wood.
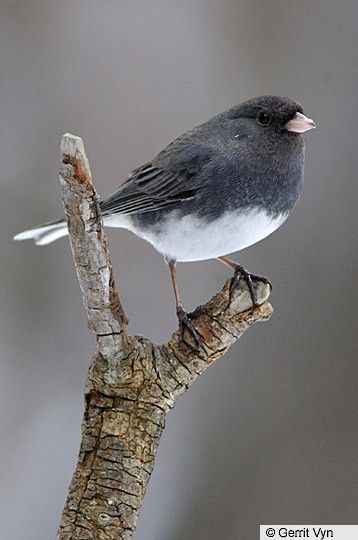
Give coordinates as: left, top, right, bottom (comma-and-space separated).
56, 134, 272, 539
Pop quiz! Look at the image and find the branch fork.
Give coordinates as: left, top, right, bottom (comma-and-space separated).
56, 134, 272, 540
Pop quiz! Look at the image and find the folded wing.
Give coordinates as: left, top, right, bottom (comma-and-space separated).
100, 143, 211, 216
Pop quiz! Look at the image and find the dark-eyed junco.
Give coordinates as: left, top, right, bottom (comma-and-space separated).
15, 95, 316, 343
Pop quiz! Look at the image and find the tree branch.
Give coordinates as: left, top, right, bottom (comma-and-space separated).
56, 134, 273, 540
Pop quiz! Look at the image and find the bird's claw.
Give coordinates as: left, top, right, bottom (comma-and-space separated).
176, 306, 204, 348
230, 265, 271, 307
188, 304, 207, 320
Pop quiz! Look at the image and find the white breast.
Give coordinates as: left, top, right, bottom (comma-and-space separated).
105, 208, 288, 262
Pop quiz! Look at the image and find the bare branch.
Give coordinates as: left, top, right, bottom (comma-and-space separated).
156, 280, 272, 400
56, 134, 272, 540
59, 133, 128, 338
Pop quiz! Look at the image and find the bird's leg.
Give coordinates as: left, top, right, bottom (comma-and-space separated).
168, 260, 203, 347
218, 255, 271, 308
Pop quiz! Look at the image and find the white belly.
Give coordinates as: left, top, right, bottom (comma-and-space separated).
105, 209, 288, 262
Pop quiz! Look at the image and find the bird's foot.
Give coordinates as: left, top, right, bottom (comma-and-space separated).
177, 306, 205, 348
188, 304, 207, 320
230, 265, 271, 307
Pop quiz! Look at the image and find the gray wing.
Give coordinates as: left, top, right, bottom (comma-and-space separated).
100, 142, 212, 216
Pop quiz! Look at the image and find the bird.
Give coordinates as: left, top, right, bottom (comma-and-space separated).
14, 95, 316, 345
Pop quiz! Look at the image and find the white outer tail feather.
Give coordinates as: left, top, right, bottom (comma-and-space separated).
35, 227, 68, 245
14, 214, 130, 246
14, 222, 68, 246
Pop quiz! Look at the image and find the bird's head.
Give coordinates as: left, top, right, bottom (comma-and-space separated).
224, 95, 316, 141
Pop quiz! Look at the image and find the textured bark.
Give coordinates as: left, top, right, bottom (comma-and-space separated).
56, 134, 273, 540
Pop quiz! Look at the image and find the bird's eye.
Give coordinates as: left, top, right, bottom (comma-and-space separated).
257, 111, 272, 126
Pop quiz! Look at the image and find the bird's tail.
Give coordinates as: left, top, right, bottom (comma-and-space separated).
14, 219, 68, 246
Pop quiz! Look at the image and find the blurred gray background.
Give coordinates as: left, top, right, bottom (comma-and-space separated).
1, 1, 357, 539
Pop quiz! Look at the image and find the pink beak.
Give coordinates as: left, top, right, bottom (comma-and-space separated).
285, 112, 316, 133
